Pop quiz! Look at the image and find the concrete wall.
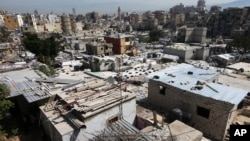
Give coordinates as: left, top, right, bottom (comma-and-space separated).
41, 98, 136, 141
40, 109, 65, 141
4, 15, 19, 30
22, 26, 37, 33
64, 98, 136, 140
164, 47, 196, 62
37, 25, 45, 32
44, 23, 55, 32
104, 37, 126, 54
148, 79, 235, 141
178, 27, 207, 43
196, 47, 210, 60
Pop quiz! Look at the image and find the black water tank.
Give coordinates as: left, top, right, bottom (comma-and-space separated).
169, 108, 183, 122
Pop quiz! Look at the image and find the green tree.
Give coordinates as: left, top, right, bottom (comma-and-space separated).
228, 35, 250, 54
22, 33, 62, 76
0, 27, 10, 42
149, 30, 163, 42
22, 33, 61, 64
0, 84, 14, 136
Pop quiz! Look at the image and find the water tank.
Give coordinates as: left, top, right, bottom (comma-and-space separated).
169, 108, 183, 122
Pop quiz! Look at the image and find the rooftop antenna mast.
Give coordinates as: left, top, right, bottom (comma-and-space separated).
117, 57, 123, 119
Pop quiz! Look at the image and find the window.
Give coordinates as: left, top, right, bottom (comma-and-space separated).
107, 115, 119, 126
196, 106, 210, 118
159, 85, 166, 95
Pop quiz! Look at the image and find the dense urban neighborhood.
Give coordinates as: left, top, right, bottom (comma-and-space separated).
0, 0, 250, 141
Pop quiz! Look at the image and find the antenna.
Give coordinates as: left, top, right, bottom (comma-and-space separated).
117, 57, 123, 119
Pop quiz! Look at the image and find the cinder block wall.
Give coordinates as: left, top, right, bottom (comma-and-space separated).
148, 79, 235, 141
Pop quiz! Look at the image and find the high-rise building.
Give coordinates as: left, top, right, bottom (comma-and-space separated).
72, 8, 76, 16
197, 0, 206, 11
34, 9, 38, 15
118, 7, 121, 21
61, 14, 73, 34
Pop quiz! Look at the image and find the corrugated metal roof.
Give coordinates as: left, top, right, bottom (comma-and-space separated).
90, 119, 151, 141
150, 70, 248, 105
7, 80, 53, 103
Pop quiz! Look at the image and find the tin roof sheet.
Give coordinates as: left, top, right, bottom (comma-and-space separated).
150, 71, 248, 105
7, 80, 53, 103
147, 64, 248, 105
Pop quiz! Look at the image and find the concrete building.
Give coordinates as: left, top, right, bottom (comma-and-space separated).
40, 80, 136, 141
61, 14, 76, 34
48, 14, 59, 23
89, 56, 116, 72
177, 26, 207, 43
129, 12, 143, 25
170, 13, 185, 25
147, 64, 248, 141
36, 25, 45, 32
73, 22, 83, 32
3, 14, 19, 30
86, 42, 113, 56
118, 7, 121, 21
22, 14, 38, 33
0, 15, 4, 26
44, 23, 62, 33
104, 34, 135, 55
197, 0, 206, 11
16, 15, 23, 27
153, 11, 167, 25
164, 43, 210, 62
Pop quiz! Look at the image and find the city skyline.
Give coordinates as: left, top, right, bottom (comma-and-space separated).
0, 0, 239, 14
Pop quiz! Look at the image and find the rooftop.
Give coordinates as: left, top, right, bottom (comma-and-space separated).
227, 62, 250, 72
166, 43, 201, 50
148, 64, 248, 105
90, 119, 151, 141
40, 79, 136, 136
0, 68, 40, 82
6, 80, 53, 103
106, 33, 134, 39
148, 63, 219, 82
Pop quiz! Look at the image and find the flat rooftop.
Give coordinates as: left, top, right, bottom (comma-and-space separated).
165, 43, 201, 50
148, 64, 248, 105
148, 63, 219, 82
227, 62, 250, 72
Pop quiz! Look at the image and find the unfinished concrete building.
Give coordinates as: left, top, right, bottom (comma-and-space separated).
177, 26, 207, 43
147, 64, 248, 141
40, 79, 136, 141
86, 42, 113, 56
89, 56, 117, 72
164, 43, 210, 62
104, 34, 136, 56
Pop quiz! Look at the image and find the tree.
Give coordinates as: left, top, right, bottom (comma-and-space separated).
22, 32, 61, 65
228, 35, 250, 54
149, 30, 163, 42
0, 27, 10, 42
0, 83, 14, 136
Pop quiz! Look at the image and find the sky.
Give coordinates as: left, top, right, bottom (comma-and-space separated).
0, 0, 237, 15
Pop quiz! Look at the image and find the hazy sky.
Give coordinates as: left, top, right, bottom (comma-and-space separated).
0, 0, 237, 14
